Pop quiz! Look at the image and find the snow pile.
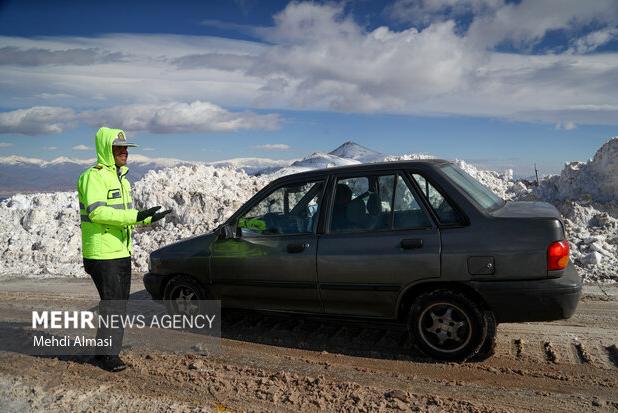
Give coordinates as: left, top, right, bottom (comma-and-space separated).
454, 160, 517, 200
0, 192, 83, 277
534, 137, 618, 202
383, 154, 434, 162
206, 158, 294, 176
557, 202, 618, 282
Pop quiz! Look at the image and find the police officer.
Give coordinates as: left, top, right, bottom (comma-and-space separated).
77, 127, 171, 372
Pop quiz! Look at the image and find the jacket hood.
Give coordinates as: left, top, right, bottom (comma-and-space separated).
95, 127, 126, 168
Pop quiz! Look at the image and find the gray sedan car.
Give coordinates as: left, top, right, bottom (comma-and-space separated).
145, 160, 581, 361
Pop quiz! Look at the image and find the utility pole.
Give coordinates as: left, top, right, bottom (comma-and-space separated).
534, 163, 539, 187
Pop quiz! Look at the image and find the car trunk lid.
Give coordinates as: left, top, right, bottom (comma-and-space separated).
489, 201, 562, 221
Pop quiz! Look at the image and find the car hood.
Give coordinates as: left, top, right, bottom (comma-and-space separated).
150, 232, 218, 260
490, 201, 562, 220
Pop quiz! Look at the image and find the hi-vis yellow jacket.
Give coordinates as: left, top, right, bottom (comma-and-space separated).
77, 127, 151, 260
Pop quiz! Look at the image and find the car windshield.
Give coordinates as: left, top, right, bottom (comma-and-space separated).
440, 164, 504, 211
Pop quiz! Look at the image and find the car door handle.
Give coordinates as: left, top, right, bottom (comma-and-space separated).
287, 243, 307, 253
401, 239, 423, 249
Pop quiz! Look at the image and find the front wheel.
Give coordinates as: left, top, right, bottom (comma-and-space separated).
163, 275, 209, 316
408, 289, 486, 361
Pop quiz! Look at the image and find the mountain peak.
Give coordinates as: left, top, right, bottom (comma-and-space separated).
328, 141, 384, 162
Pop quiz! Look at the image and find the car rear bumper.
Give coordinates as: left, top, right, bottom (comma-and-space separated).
470, 263, 582, 323
143, 272, 168, 300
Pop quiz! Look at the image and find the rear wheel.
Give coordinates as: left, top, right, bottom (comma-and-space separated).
472, 311, 497, 361
408, 289, 486, 361
163, 275, 209, 316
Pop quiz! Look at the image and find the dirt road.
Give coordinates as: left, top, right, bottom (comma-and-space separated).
0, 276, 616, 412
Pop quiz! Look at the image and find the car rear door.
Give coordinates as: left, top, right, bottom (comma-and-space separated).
317, 171, 441, 318
211, 179, 325, 312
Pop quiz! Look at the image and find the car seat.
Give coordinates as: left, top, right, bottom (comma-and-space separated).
346, 197, 369, 230
366, 192, 387, 229
331, 184, 352, 231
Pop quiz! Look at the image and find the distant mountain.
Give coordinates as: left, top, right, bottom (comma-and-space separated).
328, 141, 385, 163
0, 141, 419, 197
205, 157, 294, 175
268, 152, 358, 178
0, 155, 195, 198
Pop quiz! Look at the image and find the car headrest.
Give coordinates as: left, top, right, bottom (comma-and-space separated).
335, 184, 352, 204
367, 192, 381, 216
346, 197, 366, 224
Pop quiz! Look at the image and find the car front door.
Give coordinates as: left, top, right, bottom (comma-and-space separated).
211, 179, 325, 312
317, 171, 441, 318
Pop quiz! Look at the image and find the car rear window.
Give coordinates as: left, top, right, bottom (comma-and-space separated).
439, 164, 504, 211
411, 173, 460, 225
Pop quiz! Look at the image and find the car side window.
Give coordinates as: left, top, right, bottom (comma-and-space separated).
394, 175, 432, 229
239, 181, 324, 236
411, 173, 459, 225
330, 174, 394, 233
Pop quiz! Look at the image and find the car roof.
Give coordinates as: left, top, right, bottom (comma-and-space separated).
271, 159, 452, 183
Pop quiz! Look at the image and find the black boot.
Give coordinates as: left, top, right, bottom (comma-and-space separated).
98, 355, 127, 372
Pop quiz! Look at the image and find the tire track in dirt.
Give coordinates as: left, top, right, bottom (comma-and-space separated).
606, 344, 618, 368
0, 281, 617, 412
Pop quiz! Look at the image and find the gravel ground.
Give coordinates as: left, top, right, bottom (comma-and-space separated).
0, 275, 616, 413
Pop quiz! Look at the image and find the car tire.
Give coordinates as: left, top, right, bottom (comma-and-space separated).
408, 289, 486, 361
470, 310, 497, 361
163, 275, 209, 316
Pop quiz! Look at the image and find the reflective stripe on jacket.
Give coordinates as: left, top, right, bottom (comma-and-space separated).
77, 127, 151, 259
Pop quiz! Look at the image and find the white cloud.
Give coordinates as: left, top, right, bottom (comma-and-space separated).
46, 146, 57, 150
569, 27, 618, 54
0, 2, 617, 128
466, 0, 618, 49
0, 101, 279, 135
72, 144, 91, 151
255, 143, 290, 151
80, 101, 280, 133
0, 46, 126, 66
0, 142, 13, 147
0, 106, 76, 135
387, 0, 503, 27
171, 52, 255, 71
251, 6, 479, 111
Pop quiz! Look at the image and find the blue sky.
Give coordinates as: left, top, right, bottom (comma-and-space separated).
1, 0, 617, 177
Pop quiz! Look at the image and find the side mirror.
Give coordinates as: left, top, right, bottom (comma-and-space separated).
222, 224, 239, 239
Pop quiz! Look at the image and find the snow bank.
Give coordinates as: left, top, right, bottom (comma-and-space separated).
534, 137, 618, 202
556, 200, 618, 278
454, 160, 515, 200
0, 192, 83, 277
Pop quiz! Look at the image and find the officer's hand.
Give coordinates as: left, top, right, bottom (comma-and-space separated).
137, 206, 161, 222
151, 209, 172, 223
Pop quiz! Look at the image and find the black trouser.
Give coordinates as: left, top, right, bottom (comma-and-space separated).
83, 257, 131, 356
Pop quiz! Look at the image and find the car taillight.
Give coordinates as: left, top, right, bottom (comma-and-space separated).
548, 240, 569, 271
